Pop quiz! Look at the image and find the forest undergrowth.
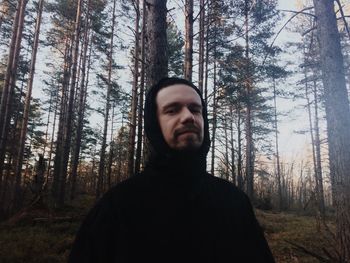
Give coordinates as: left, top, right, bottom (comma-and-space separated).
0, 195, 335, 263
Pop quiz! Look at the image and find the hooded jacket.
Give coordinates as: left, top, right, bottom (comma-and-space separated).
69, 78, 275, 263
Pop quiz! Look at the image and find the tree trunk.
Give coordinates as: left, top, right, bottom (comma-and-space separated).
52, 37, 71, 204
210, 54, 217, 175
128, 0, 140, 177
223, 110, 229, 181
145, 0, 168, 87
12, 0, 44, 211
203, 1, 211, 104
313, 0, 350, 260
237, 108, 243, 190
135, 0, 147, 174
70, 0, 91, 200
312, 78, 325, 216
304, 62, 319, 210
47, 90, 59, 188
96, 0, 117, 199
273, 78, 283, 210
197, 0, 205, 93
230, 105, 236, 185
244, 0, 254, 200
184, 0, 193, 81
57, 0, 83, 206
107, 105, 115, 188
0, 0, 27, 184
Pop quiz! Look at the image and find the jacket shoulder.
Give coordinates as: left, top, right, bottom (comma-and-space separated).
204, 173, 248, 198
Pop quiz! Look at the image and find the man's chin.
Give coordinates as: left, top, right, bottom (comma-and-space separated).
174, 142, 202, 152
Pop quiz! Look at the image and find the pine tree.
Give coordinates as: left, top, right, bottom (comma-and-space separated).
312, 0, 350, 259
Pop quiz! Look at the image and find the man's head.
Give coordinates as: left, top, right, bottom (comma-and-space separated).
156, 83, 204, 151
145, 78, 210, 159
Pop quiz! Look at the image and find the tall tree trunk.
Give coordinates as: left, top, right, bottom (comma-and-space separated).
135, 0, 147, 174
203, 1, 211, 104
52, 37, 71, 204
313, 0, 350, 260
313, 78, 326, 216
198, 0, 205, 93
96, 0, 116, 199
184, 0, 193, 81
12, 0, 44, 211
42, 89, 54, 157
128, 0, 140, 177
46, 90, 59, 188
230, 105, 236, 185
142, 0, 167, 164
70, 1, 91, 200
304, 62, 319, 212
57, 0, 83, 206
244, 0, 254, 200
237, 108, 243, 190
223, 111, 229, 181
273, 78, 283, 210
0, 0, 27, 185
210, 54, 217, 175
145, 0, 168, 87
107, 105, 115, 188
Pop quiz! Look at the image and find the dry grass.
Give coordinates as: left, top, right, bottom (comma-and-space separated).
0, 196, 336, 263
256, 210, 336, 262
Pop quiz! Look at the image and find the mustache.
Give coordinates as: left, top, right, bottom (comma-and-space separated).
174, 124, 200, 137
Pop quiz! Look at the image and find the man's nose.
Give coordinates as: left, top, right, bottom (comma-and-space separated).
180, 107, 195, 123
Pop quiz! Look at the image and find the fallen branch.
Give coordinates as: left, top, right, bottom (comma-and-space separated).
284, 239, 331, 263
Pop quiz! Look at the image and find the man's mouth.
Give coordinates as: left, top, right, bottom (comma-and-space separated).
175, 127, 199, 137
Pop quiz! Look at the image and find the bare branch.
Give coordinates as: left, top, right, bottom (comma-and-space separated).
263, 7, 314, 65
335, 0, 350, 40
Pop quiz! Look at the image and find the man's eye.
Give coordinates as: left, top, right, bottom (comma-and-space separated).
165, 108, 176, 114
191, 108, 202, 114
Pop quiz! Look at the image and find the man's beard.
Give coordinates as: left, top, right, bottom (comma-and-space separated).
173, 124, 203, 152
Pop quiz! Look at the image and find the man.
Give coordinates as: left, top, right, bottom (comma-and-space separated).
69, 77, 275, 262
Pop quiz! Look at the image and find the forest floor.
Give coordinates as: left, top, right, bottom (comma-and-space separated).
0, 194, 336, 263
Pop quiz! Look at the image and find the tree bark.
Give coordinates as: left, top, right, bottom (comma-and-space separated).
198, 0, 205, 93
273, 78, 283, 210
128, 0, 140, 177
96, 0, 117, 199
237, 108, 243, 190
223, 110, 229, 181
70, 0, 91, 200
0, 0, 27, 184
13, 0, 44, 211
145, 0, 168, 87
135, 0, 147, 174
312, 79, 325, 216
107, 105, 115, 188
210, 53, 217, 175
244, 0, 254, 200
52, 36, 72, 204
313, 0, 350, 260
229, 105, 236, 185
58, 0, 83, 206
184, 0, 193, 81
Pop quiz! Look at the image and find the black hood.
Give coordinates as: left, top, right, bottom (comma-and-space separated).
144, 77, 211, 174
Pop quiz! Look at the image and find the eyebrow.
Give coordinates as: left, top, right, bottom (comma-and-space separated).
161, 102, 202, 111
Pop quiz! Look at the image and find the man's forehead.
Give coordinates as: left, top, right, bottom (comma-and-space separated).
156, 84, 202, 107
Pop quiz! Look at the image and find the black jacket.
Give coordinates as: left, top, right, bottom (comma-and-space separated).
69, 78, 275, 262
69, 165, 275, 262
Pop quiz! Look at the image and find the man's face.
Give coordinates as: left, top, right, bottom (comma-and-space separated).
156, 84, 204, 151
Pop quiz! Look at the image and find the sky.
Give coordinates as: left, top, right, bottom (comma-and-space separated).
30, 0, 325, 164
272, 0, 315, 160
